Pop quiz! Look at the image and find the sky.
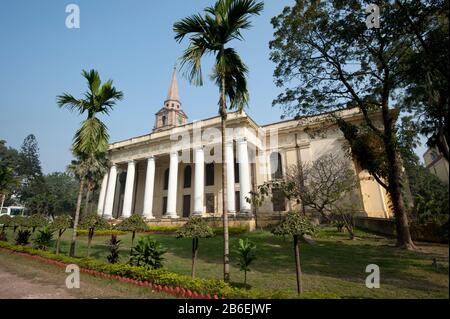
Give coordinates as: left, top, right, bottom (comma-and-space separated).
0, 0, 427, 173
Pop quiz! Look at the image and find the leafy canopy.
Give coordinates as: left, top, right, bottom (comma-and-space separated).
176, 217, 215, 239
79, 213, 109, 231
115, 214, 149, 232
272, 211, 315, 237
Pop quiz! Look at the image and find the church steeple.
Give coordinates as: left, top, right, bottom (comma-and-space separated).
153, 68, 188, 132
165, 67, 180, 107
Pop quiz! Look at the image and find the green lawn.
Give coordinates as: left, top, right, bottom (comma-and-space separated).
3, 227, 449, 299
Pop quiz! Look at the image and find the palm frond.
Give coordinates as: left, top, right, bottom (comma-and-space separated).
213, 47, 249, 110
56, 93, 86, 114
173, 14, 209, 43
179, 37, 209, 86
82, 69, 101, 95
73, 117, 109, 156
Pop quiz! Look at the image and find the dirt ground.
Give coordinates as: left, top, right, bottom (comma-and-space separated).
0, 250, 173, 299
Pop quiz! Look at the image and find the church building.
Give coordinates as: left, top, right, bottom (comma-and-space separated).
96, 69, 392, 227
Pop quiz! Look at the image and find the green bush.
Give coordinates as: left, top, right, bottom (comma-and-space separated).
77, 229, 126, 236
106, 234, 121, 264
148, 225, 181, 233
212, 225, 248, 235
33, 227, 54, 250
129, 236, 167, 270
15, 229, 32, 245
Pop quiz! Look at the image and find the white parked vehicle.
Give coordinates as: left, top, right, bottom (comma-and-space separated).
0, 206, 25, 216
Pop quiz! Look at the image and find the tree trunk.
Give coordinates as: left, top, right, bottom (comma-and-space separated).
293, 235, 303, 295
69, 179, 84, 257
0, 194, 5, 214
244, 270, 247, 286
191, 237, 198, 278
56, 229, 63, 255
384, 134, 416, 250
87, 228, 93, 257
220, 72, 230, 283
83, 188, 91, 218
130, 231, 136, 255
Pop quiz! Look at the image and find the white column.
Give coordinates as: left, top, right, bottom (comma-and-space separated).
225, 141, 236, 214
143, 156, 156, 219
193, 147, 205, 216
97, 173, 109, 216
238, 139, 252, 213
103, 164, 118, 219
121, 160, 136, 218
166, 151, 179, 218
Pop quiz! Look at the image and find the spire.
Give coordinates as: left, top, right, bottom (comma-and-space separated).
165, 67, 180, 104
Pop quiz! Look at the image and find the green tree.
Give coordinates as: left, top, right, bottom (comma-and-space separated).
115, 214, 149, 248
18, 134, 46, 204
269, 0, 421, 249
45, 172, 79, 217
0, 165, 19, 213
25, 192, 56, 217
398, 0, 449, 161
272, 211, 315, 296
0, 140, 21, 207
28, 213, 48, 233
57, 69, 123, 257
235, 238, 256, 286
79, 213, 109, 258
49, 215, 72, 255
176, 217, 214, 278
174, 0, 263, 282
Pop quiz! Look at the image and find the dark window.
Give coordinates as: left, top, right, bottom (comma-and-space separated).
162, 196, 168, 215
272, 189, 286, 211
162, 115, 167, 126
205, 163, 215, 186
270, 152, 283, 180
205, 193, 215, 213
184, 166, 192, 188
235, 191, 240, 212
234, 161, 240, 183
163, 168, 169, 190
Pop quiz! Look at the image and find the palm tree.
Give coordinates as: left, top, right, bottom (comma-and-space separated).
57, 69, 123, 257
174, 0, 263, 282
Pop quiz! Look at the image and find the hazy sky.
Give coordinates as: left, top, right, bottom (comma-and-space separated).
0, 0, 427, 173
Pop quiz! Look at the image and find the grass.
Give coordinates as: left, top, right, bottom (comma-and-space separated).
2, 227, 448, 299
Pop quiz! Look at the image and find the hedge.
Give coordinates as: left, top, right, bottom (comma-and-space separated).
1, 241, 325, 299
147, 225, 248, 236
77, 229, 127, 237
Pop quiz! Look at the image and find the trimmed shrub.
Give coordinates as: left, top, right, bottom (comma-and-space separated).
33, 227, 54, 250
129, 236, 167, 270
15, 229, 32, 245
106, 234, 121, 264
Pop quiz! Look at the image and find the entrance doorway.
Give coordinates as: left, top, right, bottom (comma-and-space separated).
183, 195, 191, 217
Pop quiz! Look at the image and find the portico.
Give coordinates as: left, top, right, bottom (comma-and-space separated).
97, 139, 253, 220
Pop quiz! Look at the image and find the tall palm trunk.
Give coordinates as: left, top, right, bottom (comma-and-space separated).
83, 187, 91, 217
221, 72, 230, 283
69, 178, 85, 257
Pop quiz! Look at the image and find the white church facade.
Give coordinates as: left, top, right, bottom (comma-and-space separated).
96, 70, 392, 226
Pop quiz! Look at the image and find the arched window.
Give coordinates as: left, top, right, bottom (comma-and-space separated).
205, 163, 215, 186
270, 152, 283, 180
162, 115, 167, 126
184, 166, 192, 188
163, 168, 169, 190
